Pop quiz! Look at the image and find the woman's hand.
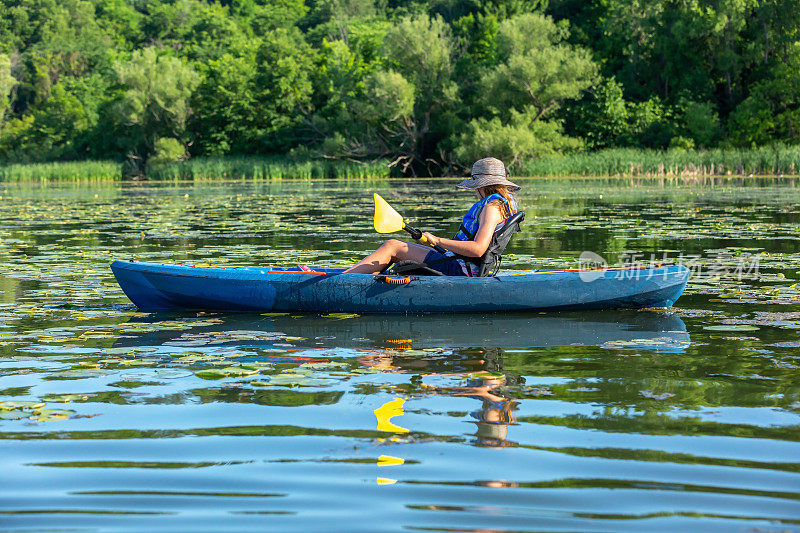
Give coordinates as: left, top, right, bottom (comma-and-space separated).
425, 204, 504, 258
421, 232, 440, 247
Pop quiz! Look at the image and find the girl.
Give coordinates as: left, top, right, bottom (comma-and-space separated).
345, 157, 520, 276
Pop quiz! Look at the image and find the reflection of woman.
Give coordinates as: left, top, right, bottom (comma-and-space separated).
358, 346, 520, 447
440, 348, 520, 447
345, 157, 521, 275
464, 375, 518, 448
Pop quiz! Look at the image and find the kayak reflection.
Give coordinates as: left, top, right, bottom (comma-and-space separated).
110, 310, 689, 448
114, 310, 689, 351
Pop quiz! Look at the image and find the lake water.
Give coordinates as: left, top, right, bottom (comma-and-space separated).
0, 178, 799, 531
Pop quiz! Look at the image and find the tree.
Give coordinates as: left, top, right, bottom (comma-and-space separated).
0, 82, 90, 163
373, 14, 459, 173
567, 77, 679, 150
0, 54, 15, 123
251, 27, 316, 151
451, 12, 499, 67
679, 100, 721, 149
313, 14, 458, 174
309, 37, 372, 153
233, 0, 307, 34
455, 107, 582, 169
458, 13, 596, 168
189, 51, 259, 156
482, 13, 597, 119
109, 47, 199, 173
568, 78, 629, 149
729, 43, 800, 147
625, 96, 673, 148
303, 0, 375, 43
0, 0, 798, 169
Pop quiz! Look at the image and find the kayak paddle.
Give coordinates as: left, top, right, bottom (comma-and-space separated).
373, 193, 446, 254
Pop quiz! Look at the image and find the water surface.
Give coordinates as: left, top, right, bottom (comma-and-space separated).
0, 178, 799, 531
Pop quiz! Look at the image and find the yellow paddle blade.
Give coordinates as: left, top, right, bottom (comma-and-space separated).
373, 193, 405, 234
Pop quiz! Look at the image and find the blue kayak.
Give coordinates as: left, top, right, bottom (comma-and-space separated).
111, 260, 689, 313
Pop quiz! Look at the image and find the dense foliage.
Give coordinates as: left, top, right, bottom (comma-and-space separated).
0, 0, 797, 175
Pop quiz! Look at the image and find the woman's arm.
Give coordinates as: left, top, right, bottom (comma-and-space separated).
422, 204, 504, 258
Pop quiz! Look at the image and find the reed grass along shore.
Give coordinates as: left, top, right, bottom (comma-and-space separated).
1, 146, 799, 181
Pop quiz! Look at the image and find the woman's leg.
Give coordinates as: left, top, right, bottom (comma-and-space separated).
344, 239, 432, 274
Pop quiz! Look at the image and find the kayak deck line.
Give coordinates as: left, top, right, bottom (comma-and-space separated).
171, 263, 229, 268
511, 264, 668, 275
133, 261, 668, 277
162, 262, 327, 275
267, 270, 327, 275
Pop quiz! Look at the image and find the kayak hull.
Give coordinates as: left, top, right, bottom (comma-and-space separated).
111, 260, 690, 313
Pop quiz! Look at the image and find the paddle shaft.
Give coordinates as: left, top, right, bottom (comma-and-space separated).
403, 224, 446, 254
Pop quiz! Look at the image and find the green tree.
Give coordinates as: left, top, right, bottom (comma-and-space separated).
679, 100, 721, 148
0, 83, 90, 162
483, 13, 597, 119
310, 38, 370, 152
452, 12, 499, 66
568, 77, 681, 150
429, 0, 547, 21
377, 14, 459, 174
191, 24, 318, 157
93, 0, 143, 46
0, 54, 15, 122
317, 14, 458, 174
0, 115, 35, 162
305, 17, 395, 162
303, 0, 375, 43
729, 43, 800, 146
458, 13, 596, 167
1, 0, 799, 169
569, 78, 629, 149
110, 47, 199, 173
455, 108, 582, 169
189, 50, 259, 156
233, 0, 307, 34
625, 96, 673, 148
149, 137, 186, 165
251, 27, 316, 151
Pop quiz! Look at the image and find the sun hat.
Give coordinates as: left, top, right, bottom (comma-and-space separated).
457, 157, 521, 192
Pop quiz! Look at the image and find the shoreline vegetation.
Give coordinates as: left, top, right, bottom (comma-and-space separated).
1, 3, 799, 178
523, 145, 800, 178
1, 146, 799, 182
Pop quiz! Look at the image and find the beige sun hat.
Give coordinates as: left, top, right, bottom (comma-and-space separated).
457, 157, 521, 192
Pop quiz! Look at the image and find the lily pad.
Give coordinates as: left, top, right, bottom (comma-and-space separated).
124, 369, 193, 380
703, 325, 760, 331
467, 371, 505, 381
0, 401, 46, 410
639, 390, 675, 400
0, 410, 28, 420
31, 408, 75, 421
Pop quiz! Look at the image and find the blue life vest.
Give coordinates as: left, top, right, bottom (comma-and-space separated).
450, 193, 517, 276
453, 193, 516, 242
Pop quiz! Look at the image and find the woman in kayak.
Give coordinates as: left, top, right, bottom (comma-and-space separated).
345, 157, 520, 275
